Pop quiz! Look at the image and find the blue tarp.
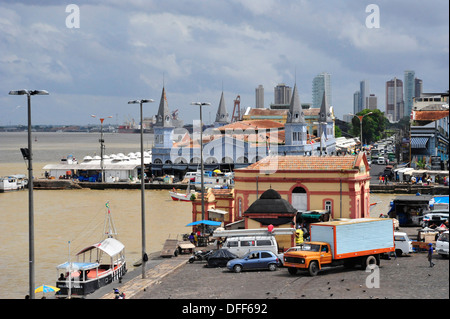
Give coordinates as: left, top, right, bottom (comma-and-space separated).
186, 220, 222, 226
433, 196, 449, 205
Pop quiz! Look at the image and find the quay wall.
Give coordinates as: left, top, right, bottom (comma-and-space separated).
31, 179, 448, 195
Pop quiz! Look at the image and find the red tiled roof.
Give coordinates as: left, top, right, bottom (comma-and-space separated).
218, 120, 284, 132
413, 110, 449, 121
241, 155, 358, 171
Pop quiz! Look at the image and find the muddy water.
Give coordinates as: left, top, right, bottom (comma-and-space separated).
0, 132, 192, 299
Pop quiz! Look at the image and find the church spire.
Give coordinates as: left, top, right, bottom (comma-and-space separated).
155, 86, 172, 127
286, 83, 305, 123
319, 91, 332, 123
214, 91, 229, 125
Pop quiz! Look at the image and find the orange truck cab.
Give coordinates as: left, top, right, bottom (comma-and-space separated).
284, 218, 395, 276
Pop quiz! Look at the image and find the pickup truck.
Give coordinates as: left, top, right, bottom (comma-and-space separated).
284, 218, 395, 276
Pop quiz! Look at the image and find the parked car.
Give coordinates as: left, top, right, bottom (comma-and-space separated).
394, 231, 413, 256
436, 231, 449, 258
421, 210, 449, 228
222, 235, 278, 258
226, 250, 280, 273
206, 249, 237, 268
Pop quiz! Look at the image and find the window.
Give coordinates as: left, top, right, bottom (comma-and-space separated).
256, 240, 272, 246
325, 200, 332, 213
226, 241, 238, 248
261, 252, 272, 258
238, 198, 242, 217
240, 240, 255, 247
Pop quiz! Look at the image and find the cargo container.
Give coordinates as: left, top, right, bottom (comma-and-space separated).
284, 218, 395, 276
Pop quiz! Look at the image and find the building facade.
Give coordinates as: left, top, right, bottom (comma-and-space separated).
312, 72, 332, 109
386, 77, 404, 122
233, 152, 371, 221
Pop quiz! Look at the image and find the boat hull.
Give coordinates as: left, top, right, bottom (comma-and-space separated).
55, 262, 127, 298
169, 191, 191, 202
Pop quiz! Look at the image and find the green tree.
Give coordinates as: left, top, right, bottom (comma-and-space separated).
350, 109, 387, 144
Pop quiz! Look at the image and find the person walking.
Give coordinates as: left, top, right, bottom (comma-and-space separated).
427, 243, 435, 267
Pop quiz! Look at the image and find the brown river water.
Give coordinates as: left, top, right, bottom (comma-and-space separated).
0, 132, 191, 299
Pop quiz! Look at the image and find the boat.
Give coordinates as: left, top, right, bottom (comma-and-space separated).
0, 174, 28, 192
55, 202, 126, 298
169, 182, 194, 201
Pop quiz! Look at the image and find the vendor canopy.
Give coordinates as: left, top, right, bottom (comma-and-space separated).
76, 237, 124, 257
186, 220, 222, 226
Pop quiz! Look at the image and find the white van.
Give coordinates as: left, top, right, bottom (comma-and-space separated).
436, 231, 449, 258
223, 236, 278, 258
394, 232, 413, 256
377, 157, 386, 165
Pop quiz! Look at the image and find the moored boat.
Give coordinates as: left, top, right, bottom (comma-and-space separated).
55, 202, 126, 298
169, 182, 194, 202
0, 174, 28, 192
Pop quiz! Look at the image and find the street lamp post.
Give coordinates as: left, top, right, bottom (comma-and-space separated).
91, 115, 112, 182
9, 89, 49, 299
191, 102, 211, 236
128, 99, 154, 279
352, 112, 373, 150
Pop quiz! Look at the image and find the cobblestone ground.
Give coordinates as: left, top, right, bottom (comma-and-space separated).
134, 194, 448, 300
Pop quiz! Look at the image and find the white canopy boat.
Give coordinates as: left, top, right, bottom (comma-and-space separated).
0, 174, 28, 192
55, 202, 126, 298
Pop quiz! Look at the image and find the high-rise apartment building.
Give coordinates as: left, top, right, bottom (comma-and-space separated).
353, 91, 361, 114
312, 72, 332, 109
359, 80, 370, 110
386, 77, 404, 122
255, 85, 264, 108
415, 78, 423, 98
404, 70, 415, 117
366, 94, 377, 110
274, 83, 292, 105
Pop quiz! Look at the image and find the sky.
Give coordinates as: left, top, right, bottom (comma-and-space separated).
0, 0, 448, 126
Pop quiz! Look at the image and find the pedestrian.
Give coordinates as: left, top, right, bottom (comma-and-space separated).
427, 243, 435, 267
295, 227, 304, 245
379, 175, 382, 184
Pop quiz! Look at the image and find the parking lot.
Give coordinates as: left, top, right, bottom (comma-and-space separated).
134, 228, 448, 300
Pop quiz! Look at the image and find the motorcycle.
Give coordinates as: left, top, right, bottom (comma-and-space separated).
188, 249, 213, 263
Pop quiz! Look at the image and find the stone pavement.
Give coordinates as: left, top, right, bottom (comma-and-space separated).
92, 254, 190, 299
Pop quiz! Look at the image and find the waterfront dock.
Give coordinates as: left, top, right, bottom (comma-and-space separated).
32, 178, 448, 195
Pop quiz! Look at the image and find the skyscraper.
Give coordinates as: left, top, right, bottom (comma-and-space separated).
404, 70, 415, 117
255, 85, 264, 108
386, 77, 403, 122
274, 83, 292, 105
415, 78, 423, 98
366, 94, 377, 110
353, 91, 361, 114
359, 80, 370, 110
312, 72, 332, 109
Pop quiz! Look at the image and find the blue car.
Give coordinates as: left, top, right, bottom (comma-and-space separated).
226, 250, 279, 273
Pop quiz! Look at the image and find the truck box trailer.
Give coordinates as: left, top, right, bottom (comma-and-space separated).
284, 218, 395, 276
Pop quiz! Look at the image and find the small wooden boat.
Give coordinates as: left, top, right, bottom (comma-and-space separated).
55, 202, 126, 298
169, 182, 193, 202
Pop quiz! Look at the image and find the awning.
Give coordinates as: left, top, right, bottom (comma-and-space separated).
172, 164, 188, 171
186, 220, 222, 226
76, 238, 124, 257
411, 137, 429, 149
208, 209, 228, 215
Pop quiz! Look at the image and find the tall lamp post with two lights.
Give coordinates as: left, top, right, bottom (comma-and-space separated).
8, 89, 49, 299
351, 112, 373, 151
128, 99, 154, 279
191, 102, 210, 236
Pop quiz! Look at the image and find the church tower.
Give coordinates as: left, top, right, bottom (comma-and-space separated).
284, 83, 307, 146
152, 86, 175, 164
214, 91, 229, 128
